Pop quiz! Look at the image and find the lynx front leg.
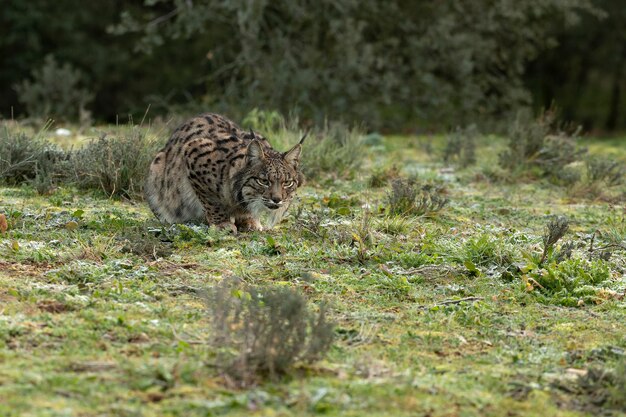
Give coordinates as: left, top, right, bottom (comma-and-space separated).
234, 216, 263, 232
204, 203, 237, 234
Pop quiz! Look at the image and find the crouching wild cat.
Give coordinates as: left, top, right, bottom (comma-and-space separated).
145, 113, 306, 233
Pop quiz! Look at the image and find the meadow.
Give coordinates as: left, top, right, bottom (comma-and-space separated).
0, 113, 625, 416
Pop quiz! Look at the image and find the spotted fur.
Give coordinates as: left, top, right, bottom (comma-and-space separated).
145, 113, 305, 232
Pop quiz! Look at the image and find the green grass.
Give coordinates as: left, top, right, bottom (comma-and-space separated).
1, 128, 626, 416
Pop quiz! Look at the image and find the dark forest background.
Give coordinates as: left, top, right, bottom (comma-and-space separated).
1, 0, 624, 132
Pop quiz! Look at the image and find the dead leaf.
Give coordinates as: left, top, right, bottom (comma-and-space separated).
65, 221, 79, 231
145, 392, 165, 403
37, 300, 73, 313
0, 214, 7, 233
69, 361, 117, 372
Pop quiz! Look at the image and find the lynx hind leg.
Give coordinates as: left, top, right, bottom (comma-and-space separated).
145, 151, 170, 222
145, 151, 204, 223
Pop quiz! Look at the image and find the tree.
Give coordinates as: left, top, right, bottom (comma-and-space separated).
526, 0, 625, 131
1, 0, 603, 130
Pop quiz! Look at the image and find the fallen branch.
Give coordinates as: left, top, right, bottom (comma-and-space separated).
380, 264, 461, 276
419, 296, 484, 310
587, 230, 625, 260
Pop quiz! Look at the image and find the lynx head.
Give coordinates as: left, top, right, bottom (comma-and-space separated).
236, 132, 307, 224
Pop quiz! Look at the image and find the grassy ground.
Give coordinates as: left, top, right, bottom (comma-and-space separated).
1, 128, 625, 416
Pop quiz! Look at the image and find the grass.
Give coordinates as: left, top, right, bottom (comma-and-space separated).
1, 119, 626, 416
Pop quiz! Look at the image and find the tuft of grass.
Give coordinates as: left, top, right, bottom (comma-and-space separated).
206, 278, 335, 387
462, 234, 512, 268
522, 252, 613, 307
375, 215, 418, 236
385, 178, 448, 216
244, 109, 365, 181
368, 165, 400, 188
533, 258, 611, 301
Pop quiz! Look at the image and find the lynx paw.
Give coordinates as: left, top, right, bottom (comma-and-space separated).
216, 221, 238, 234
235, 218, 263, 232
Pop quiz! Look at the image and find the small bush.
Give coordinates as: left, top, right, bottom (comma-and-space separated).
499, 109, 586, 179
70, 127, 159, 199
567, 156, 625, 201
14, 55, 93, 123
386, 178, 448, 216
0, 127, 69, 193
207, 279, 334, 386
0, 129, 45, 184
585, 156, 623, 186
443, 124, 478, 168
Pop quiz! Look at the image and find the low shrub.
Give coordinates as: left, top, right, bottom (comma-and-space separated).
443, 124, 478, 168
69, 127, 159, 199
585, 156, 623, 187
498, 108, 586, 180
0, 127, 69, 193
207, 278, 335, 387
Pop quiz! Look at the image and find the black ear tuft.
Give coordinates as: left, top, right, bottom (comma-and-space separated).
298, 130, 309, 145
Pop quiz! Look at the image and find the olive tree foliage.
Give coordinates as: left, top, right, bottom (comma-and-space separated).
14, 55, 93, 123
110, 0, 597, 129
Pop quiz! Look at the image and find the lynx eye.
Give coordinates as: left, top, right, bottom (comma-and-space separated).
284, 180, 295, 188
256, 178, 270, 187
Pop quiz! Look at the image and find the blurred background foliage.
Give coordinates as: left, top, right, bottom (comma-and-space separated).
0, 0, 624, 131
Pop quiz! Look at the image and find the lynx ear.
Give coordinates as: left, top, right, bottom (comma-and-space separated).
284, 131, 308, 166
247, 140, 265, 161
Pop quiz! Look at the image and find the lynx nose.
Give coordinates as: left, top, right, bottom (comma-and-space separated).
265, 196, 282, 210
